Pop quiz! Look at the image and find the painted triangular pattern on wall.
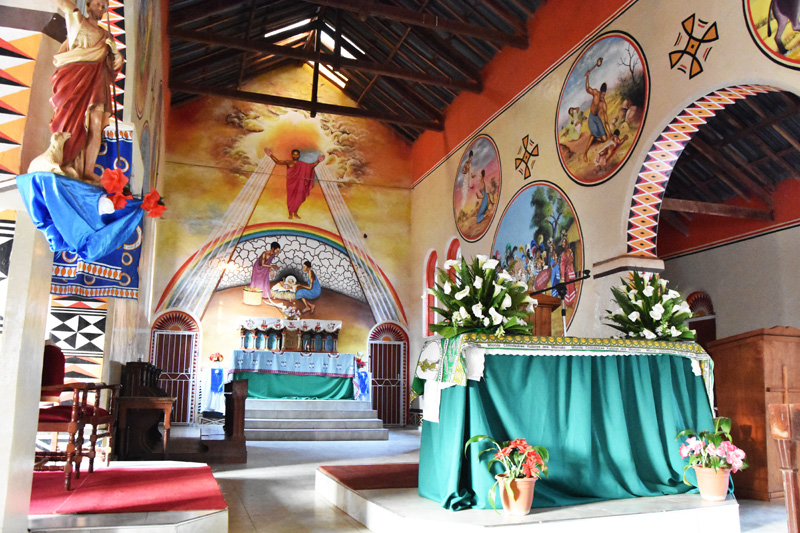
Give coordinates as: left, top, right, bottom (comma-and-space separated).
0, 27, 35, 179
47, 294, 107, 383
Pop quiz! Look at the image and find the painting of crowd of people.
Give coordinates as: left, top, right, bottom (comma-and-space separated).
491, 183, 584, 327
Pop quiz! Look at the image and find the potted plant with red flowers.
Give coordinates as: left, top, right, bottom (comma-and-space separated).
465, 435, 549, 515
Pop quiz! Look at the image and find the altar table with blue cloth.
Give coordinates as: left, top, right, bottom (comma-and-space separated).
414, 334, 715, 511
231, 350, 356, 400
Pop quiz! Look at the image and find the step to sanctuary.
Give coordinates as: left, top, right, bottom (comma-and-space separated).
244, 398, 389, 441
316, 464, 743, 533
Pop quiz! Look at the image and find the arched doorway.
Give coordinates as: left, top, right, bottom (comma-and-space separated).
626, 85, 782, 258
368, 322, 409, 426
150, 311, 200, 423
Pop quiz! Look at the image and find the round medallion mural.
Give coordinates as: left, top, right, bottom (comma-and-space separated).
744, 0, 800, 68
491, 182, 584, 328
556, 32, 649, 185
453, 135, 502, 242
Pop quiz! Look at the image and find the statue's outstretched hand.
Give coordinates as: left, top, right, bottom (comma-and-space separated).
317, 155, 325, 162
264, 148, 272, 156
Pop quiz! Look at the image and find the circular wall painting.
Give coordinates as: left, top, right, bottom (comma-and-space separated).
744, 0, 800, 68
556, 32, 649, 185
453, 135, 502, 242
491, 182, 584, 329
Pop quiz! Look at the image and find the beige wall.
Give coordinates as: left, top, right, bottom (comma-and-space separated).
665, 225, 800, 340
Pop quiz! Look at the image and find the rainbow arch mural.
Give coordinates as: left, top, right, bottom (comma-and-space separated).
156, 222, 406, 323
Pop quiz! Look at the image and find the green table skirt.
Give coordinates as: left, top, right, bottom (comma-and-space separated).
418, 353, 714, 510
233, 372, 354, 399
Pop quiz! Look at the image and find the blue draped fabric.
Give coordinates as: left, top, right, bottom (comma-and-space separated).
16, 172, 144, 264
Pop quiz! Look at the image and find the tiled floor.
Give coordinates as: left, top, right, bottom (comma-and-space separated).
213, 428, 789, 533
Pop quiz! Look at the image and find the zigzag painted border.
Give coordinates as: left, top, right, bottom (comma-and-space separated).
626, 85, 779, 257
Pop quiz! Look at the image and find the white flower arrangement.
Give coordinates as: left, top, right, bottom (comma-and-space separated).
604, 271, 695, 342
427, 255, 535, 338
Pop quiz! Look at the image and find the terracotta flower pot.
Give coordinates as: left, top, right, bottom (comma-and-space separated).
495, 473, 537, 515
693, 465, 731, 501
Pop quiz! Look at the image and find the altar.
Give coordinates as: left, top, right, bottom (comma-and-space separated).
414, 334, 716, 510
232, 317, 356, 400
232, 350, 356, 399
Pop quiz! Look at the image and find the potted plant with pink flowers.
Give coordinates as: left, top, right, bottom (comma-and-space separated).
676, 416, 749, 501
464, 435, 549, 515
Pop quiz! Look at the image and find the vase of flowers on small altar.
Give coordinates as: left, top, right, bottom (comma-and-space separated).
426, 255, 535, 339
604, 271, 696, 342
464, 435, 549, 515
677, 416, 749, 501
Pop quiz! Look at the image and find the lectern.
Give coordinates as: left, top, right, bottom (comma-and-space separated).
528, 294, 561, 336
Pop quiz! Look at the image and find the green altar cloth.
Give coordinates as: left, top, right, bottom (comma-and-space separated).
416, 335, 715, 510
233, 372, 353, 400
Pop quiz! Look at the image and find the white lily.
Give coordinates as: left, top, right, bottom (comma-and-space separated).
669, 326, 681, 337
659, 278, 667, 289
628, 311, 640, 321
628, 289, 638, 300
642, 285, 654, 297
483, 258, 500, 270
425, 288, 436, 296
473, 276, 483, 289
649, 303, 664, 320
483, 317, 490, 327
443, 259, 459, 270
493, 282, 504, 298
451, 311, 463, 325
443, 281, 452, 295
488, 307, 504, 325
471, 303, 485, 318
476, 254, 489, 266
666, 289, 681, 300
642, 328, 657, 340
454, 287, 470, 300
642, 272, 653, 282
496, 271, 513, 282
495, 325, 505, 338
459, 307, 471, 321
500, 293, 512, 310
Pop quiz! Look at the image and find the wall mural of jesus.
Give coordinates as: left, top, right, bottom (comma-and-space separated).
265, 148, 325, 219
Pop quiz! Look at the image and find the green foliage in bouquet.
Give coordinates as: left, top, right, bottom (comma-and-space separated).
427, 255, 534, 339
604, 271, 695, 342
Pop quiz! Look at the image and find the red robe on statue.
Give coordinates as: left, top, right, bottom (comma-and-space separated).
286, 161, 316, 215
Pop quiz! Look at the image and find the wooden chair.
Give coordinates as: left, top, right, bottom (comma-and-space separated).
35, 383, 90, 490
84, 383, 121, 472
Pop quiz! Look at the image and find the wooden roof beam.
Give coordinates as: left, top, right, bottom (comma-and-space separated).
170, 0, 248, 28
658, 210, 690, 237
168, 27, 480, 92
690, 136, 775, 207
301, 0, 528, 48
169, 81, 444, 130
661, 198, 774, 221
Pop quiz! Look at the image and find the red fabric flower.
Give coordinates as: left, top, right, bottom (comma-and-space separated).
141, 189, 167, 218
146, 202, 167, 218
100, 168, 128, 194
141, 189, 161, 210
109, 191, 133, 209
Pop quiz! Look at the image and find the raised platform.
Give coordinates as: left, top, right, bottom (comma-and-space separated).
29, 461, 228, 533
315, 463, 743, 532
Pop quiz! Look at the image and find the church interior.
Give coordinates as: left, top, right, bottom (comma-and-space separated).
1, 0, 799, 531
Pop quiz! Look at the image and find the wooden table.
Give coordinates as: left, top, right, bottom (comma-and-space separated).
118, 396, 177, 459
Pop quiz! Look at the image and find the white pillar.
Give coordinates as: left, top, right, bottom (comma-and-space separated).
0, 210, 53, 531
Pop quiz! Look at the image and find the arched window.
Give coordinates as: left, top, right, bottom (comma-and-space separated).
424, 250, 438, 336
445, 237, 461, 283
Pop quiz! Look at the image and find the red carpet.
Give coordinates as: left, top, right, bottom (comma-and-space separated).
318, 463, 419, 490
30, 465, 227, 515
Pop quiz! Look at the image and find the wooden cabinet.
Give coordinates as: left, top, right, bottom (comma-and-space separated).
706, 326, 800, 501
